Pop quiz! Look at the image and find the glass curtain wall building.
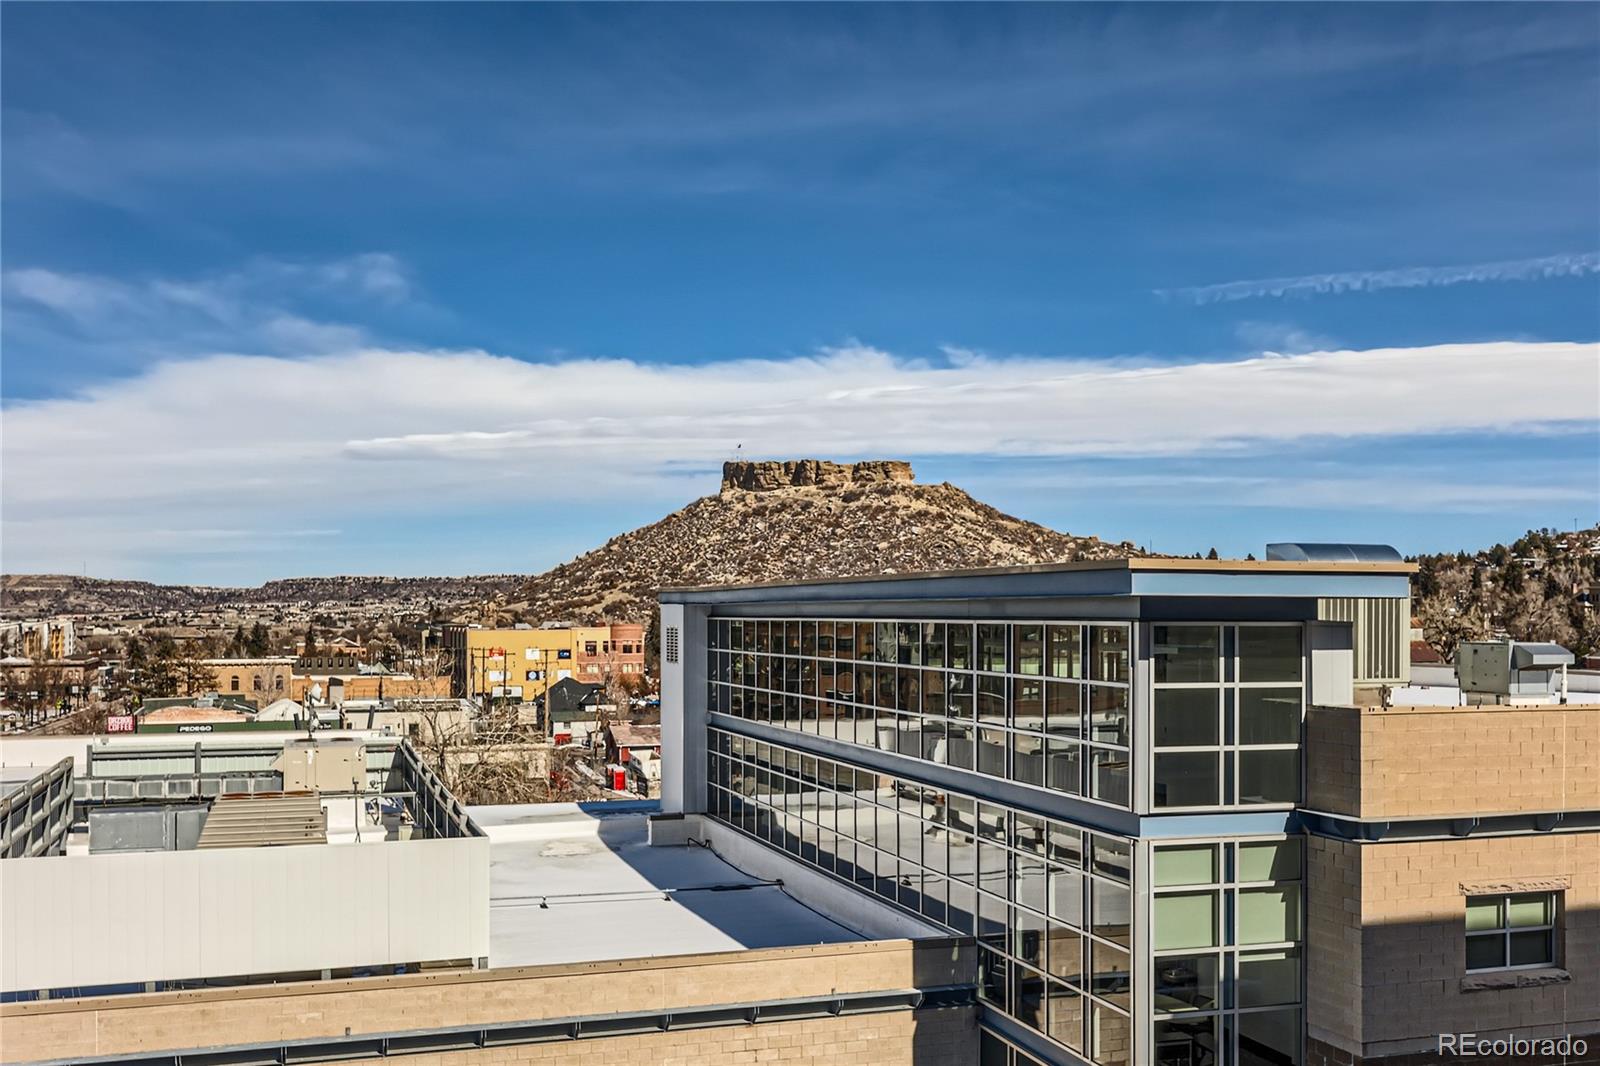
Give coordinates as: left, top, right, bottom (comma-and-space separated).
662, 557, 1413, 1066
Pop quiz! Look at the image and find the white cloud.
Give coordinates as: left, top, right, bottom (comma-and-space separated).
1232, 321, 1339, 355
2, 338, 1595, 574
0, 253, 416, 357
4, 268, 143, 319
1159, 252, 1600, 305
984, 469, 1596, 514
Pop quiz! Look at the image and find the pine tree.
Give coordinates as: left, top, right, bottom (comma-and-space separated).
140, 633, 181, 697
246, 621, 271, 657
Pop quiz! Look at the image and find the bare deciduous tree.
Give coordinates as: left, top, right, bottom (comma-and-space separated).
18, 663, 68, 727
393, 637, 592, 805
176, 641, 215, 696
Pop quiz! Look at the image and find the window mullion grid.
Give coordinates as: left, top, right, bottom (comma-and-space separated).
706, 723, 1139, 1064
714, 616, 1135, 812
1466, 892, 1556, 972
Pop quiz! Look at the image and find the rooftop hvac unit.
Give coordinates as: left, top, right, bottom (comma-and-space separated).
1456, 640, 1574, 705
276, 739, 368, 793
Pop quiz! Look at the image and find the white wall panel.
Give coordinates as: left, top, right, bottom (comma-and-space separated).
0, 836, 489, 992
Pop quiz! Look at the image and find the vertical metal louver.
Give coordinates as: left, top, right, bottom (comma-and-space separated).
1318, 596, 1410, 684
664, 625, 680, 665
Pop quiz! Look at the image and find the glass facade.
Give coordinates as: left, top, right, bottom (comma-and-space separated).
1150, 625, 1304, 810
708, 728, 1134, 1063
1151, 839, 1305, 1066
699, 613, 1309, 1065
706, 618, 1134, 809
983, 1027, 1061, 1066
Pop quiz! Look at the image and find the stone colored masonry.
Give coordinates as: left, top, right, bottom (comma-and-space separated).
311, 1010, 979, 1066
1308, 833, 1600, 1063
0, 939, 974, 1064
1307, 703, 1600, 819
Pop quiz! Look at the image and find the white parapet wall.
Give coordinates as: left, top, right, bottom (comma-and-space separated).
0, 834, 490, 993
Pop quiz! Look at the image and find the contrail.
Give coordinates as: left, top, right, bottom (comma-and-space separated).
1158, 251, 1600, 305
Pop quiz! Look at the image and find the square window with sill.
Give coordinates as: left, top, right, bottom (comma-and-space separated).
1465, 891, 1557, 972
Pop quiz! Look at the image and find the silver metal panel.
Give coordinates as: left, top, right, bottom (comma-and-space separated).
1458, 640, 1571, 698
91, 754, 195, 777
1266, 542, 1403, 563
89, 808, 172, 853
175, 807, 208, 850
199, 754, 280, 774
1309, 621, 1356, 708
1512, 643, 1574, 669
1139, 571, 1408, 599
1318, 596, 1409, 684
0, 760, 74, 859
662, 566, 1136, 605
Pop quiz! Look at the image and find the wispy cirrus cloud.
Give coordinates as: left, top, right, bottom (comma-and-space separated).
1158, 251, 1600, 306
1, 253, 416, 362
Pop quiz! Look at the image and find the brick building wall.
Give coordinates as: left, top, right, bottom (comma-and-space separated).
1306, 705, 1600, 819
206, 658, 294, 701
1307, 836, 1365, 1053
1306, 706, 1362, 814
1308, 833, 1600, 1064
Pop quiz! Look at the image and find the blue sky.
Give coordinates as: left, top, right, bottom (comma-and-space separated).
3, 3, 1597, 583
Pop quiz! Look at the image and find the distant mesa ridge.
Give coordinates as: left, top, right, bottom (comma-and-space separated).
721, 459, 915, 493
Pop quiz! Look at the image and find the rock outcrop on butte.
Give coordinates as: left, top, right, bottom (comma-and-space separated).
719, 459, 915, 493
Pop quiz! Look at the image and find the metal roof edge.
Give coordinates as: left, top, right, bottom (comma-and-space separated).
661, 557, 1416, 600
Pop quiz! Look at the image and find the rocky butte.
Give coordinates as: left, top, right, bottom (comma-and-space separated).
512, 458, 1145, 624
720, 459, 916, 493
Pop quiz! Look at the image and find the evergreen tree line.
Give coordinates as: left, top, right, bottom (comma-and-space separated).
121, 621, 272, 701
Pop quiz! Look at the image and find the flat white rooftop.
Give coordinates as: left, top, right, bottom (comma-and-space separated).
469, 803, 866, 968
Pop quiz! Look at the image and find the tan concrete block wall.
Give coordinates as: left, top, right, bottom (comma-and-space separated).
1308, 1032, 1600, 1066
0, 939, 972, 1064
1309, 705, 1600, 819
1352, 833, 1599, 1057
310, 1010, 978, 1066
1307, 706, 1362, 815
1306, 835, 1365, 1054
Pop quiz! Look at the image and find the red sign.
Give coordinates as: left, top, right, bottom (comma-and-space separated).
106, 715, 136, 733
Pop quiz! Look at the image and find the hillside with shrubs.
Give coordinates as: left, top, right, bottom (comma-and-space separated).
1414, 525, 1600, 658
514, 460, 1145, 625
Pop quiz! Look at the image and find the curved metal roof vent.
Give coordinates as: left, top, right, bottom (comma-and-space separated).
1265, 542, 1403, 563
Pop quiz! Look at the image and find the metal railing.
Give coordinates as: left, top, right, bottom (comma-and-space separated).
0, 759, 74, 859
